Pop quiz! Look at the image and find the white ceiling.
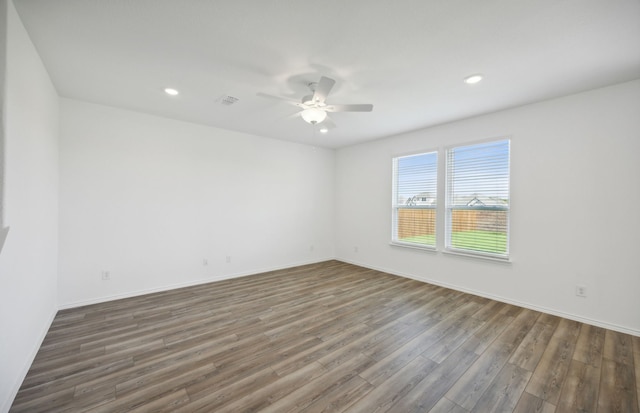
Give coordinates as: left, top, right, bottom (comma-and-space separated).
13, 0, 640, 148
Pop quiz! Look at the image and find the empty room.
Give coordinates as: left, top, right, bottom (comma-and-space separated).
1, 0, 639, 412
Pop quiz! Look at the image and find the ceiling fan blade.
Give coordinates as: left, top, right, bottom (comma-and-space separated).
321, 116, 336, 129
312, 76, 336, 104
257, 92, 304, 107
324, 103, 373, 112
286, 110, 303, 120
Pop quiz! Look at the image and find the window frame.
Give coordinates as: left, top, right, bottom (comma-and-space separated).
444, 138, 511, 260
391, 150, 439, 251
389, 138, 512, 263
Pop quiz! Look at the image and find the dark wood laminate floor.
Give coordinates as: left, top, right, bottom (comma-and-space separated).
10, 260, 640, 412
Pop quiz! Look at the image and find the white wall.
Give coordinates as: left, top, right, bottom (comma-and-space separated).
0, 0, 59, 411
335, 79, 640, 335
58, 99, 335, 307
0, 0, 7, 252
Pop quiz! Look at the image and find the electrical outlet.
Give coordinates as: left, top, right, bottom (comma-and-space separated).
310, 245, 314, 252
354, 246, 359, 253
226, 256, 231, 263
203, 258, 208, 266
575, 284, 587, 297
101, 271, 110, 281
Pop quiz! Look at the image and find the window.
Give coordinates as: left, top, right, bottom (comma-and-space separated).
446, 139, 510, 258
390, 139, 511, 260
392, 151, 438, 248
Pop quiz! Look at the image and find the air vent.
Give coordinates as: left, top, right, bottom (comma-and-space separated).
217, 95, 239, 106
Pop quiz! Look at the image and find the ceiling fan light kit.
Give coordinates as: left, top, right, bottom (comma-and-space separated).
300, 108, 327, 124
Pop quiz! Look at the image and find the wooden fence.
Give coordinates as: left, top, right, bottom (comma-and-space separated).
398, 209, 507, 239
397, 209, 435, 239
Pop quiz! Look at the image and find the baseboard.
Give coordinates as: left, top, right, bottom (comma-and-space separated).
2, 307, 57, 413
58, 257, 335, 310
337, 258, 640, 337
57, 256, 640, 333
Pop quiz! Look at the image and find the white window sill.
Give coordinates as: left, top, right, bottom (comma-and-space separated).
389, 242, 512, 264
443, 248, 511, 264
390, 241, 437, 252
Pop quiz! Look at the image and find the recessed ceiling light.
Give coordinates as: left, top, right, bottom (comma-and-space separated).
319, 127, 329, 134
464, 74, 483, 85
164, 88, 179, 96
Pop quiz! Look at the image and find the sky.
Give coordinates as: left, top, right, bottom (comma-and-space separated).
394, 139, 509, 204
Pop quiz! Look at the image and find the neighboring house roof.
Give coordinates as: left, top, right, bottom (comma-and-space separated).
406, 192, 436, 206
402, 194, 507, 207
460, 195, 508, 208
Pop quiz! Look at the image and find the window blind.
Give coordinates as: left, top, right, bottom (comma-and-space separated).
446, 140, 510, 257
392, 152, 437, 247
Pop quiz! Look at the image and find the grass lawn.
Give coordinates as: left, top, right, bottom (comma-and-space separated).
401, 230, 507, 253
400, 234, 436, 246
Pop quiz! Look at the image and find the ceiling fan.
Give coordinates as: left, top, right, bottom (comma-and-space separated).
258, 76, 373, 127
